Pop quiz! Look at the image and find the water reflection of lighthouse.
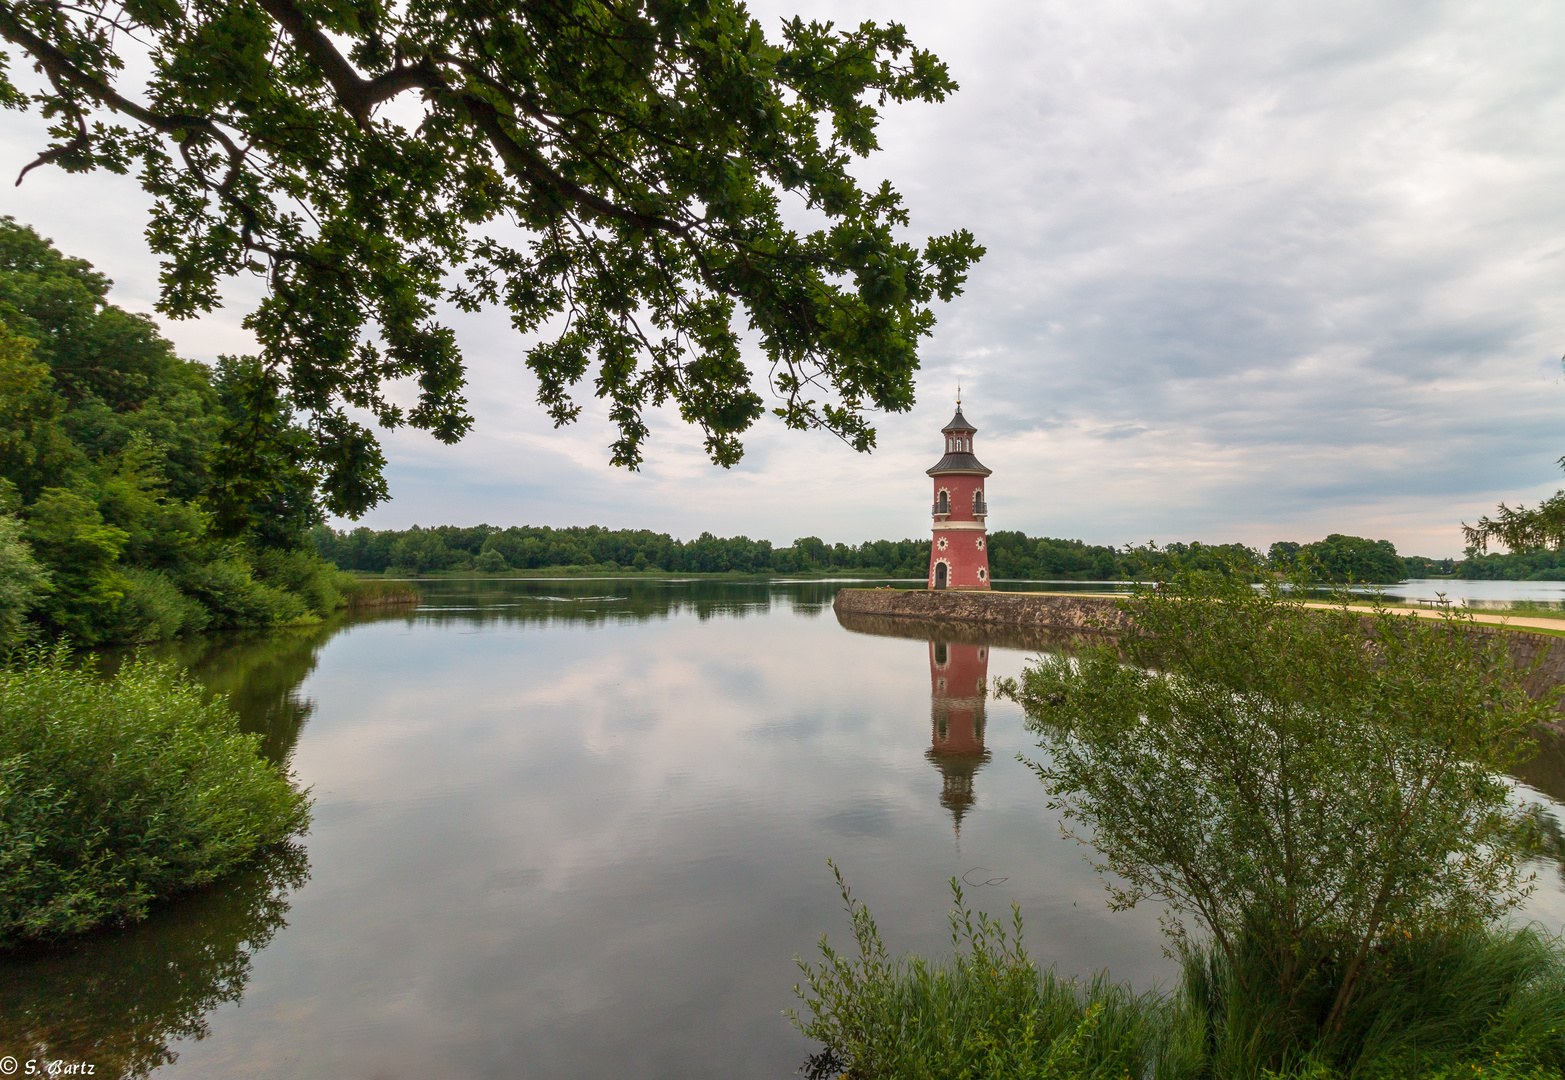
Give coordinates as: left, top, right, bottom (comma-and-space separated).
926, 640, 991, 837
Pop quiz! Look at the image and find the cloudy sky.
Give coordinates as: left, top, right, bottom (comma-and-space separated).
4, 0, 1563, 557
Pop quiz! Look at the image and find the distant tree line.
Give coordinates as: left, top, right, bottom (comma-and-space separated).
311, 524, 932, 576
313, 525, 1431, 584
1457, 550, 1565, 581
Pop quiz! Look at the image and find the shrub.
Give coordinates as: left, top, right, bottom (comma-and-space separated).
23, 486, 129, 642
475, 548, 508, 573
1002, 572, 1556, 1046
113, 567, 212, 641
1181, 925, 1565, 1078
0, 648, 309, 945
178, 556, 311, 627
0, 512, 49, 650
250, 546, 344, 616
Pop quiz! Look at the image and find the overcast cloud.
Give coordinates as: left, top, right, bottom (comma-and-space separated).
3, 0, 1563, 556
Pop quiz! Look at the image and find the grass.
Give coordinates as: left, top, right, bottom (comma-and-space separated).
334, 573, 420, 607
0, 647, 310, 947
792, 868, 1565, 1080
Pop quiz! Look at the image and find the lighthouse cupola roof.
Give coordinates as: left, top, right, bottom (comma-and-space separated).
928, 399, 991, 477
941, 406, 976, 435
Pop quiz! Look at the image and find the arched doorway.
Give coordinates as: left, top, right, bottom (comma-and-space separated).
934, 562, 947, 589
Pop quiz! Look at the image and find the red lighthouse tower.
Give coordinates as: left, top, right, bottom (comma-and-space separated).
928, 397, 991, 590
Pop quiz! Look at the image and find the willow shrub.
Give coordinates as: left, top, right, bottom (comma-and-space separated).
999, 572, 1564, 1070
0, 648, 310, 946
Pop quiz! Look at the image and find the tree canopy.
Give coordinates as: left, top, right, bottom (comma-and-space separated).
1463, 469, 1565, 556
0, 217, 357, 645
0, 0, 983, 515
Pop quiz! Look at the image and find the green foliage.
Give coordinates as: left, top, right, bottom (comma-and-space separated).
793, 869, 1565, 1080
1, 0, 984, 507
1464, 466, 1565, 556
315, 522, 935, 576
1405, 555, 1459, 578
1181, 925, 1565, 1078
0, 512, 47, 649
320, 524, 1373, 581
791, 864, 1182, 1080
1270, 535, 1404, 583
0, 648, 309, 946
333, 574, 420, 608
204, 356, 324, 548
23, 485, 129, 640
0, 319, 78, 499
1000, 572, 1557, 1056
1459, 551, 1565, 581
987, 532, 1122, 581
113, 567, 212, 642
0, 219, 359, 644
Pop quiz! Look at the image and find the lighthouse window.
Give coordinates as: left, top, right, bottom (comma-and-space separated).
976, 538, 985, 550
978, 568, 988, 581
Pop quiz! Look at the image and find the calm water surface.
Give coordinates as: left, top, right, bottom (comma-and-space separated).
4, 578, 1563, 1079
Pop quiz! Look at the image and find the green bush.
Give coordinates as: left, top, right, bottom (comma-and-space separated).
0, 512, 49, 650
475, 548, 508, 573
178, 556, 312, 628
0, 648, 309, 945
250, 546, 344, 616
114, 567, 212, 641
23, 486, 129, 643
1003, 573, 1554, 1044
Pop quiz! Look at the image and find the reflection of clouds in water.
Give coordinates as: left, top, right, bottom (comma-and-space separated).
824, 799, 899, 839
153, 583, 1161, 1077
84, 579, 1565, 1077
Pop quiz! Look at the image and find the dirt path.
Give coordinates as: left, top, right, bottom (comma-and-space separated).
1306, 602, 1565, 635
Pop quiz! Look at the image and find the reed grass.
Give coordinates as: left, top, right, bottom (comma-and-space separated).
334, 573, 420, 607
791, 868, 1565, 1080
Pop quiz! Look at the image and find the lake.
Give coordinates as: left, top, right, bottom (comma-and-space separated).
4, 578, 1564, 1079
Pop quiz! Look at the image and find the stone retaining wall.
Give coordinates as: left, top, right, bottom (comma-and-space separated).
833, 587, 1130, 633
834, 588, 1565, 734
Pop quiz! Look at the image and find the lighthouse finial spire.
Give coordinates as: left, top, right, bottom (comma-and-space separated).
957, 382, 961, 406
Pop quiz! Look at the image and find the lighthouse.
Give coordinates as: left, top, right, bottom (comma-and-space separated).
927, 398, 992, 590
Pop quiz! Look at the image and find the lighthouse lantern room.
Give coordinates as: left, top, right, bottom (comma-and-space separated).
927, 398, 991, 590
